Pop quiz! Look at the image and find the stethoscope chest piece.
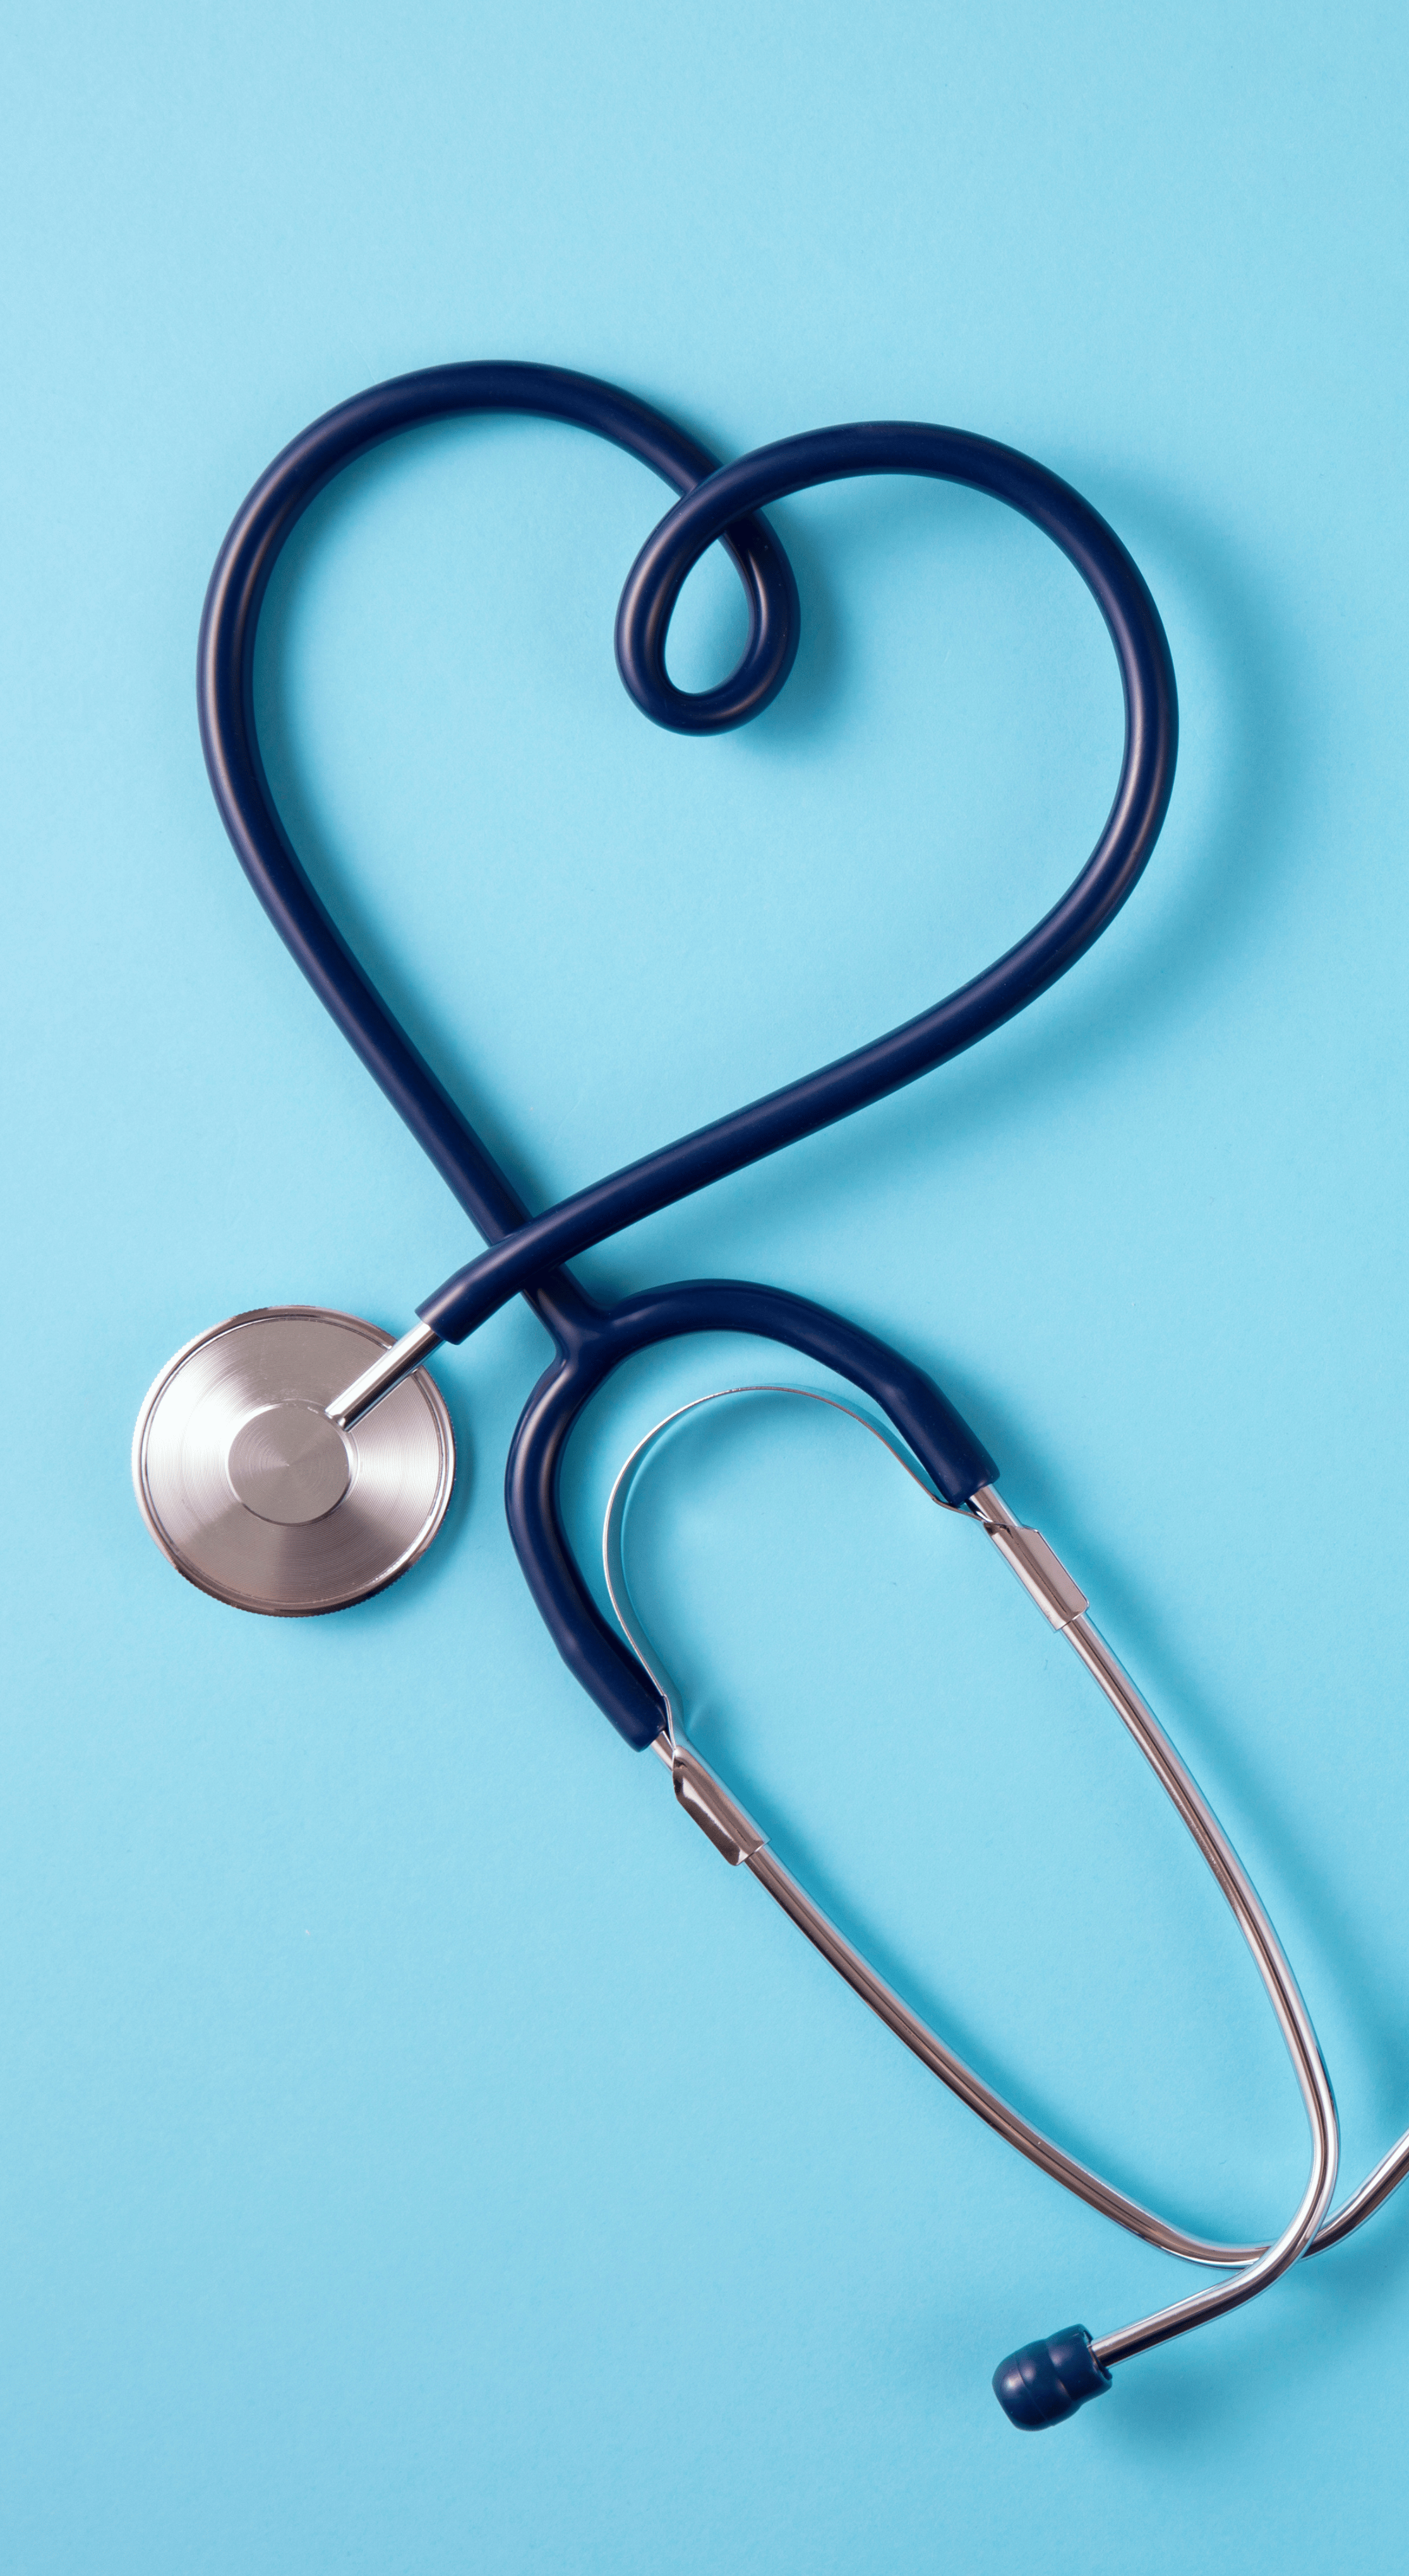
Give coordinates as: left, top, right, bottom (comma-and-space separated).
132, 1307, 455, 1616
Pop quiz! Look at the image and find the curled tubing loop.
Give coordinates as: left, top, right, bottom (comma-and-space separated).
419, 414, 1177, 1343
198, 373, 1175, 1356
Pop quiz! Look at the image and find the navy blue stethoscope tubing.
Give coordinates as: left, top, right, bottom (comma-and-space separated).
419, 416, 1176, 1345
196, 361, 799, 1358
196, 362, 1177, 1749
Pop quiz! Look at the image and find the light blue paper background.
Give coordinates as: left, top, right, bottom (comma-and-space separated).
3, 3, 1408, 2566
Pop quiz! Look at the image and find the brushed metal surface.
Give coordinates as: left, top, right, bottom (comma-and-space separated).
133, 1307, 455, 1614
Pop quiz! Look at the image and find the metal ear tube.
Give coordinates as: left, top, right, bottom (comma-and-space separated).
601, 1392, 1345, 2427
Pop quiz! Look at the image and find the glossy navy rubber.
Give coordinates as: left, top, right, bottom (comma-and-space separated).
506, 1279, 997, 1743
417, 417, 1175, 1342
992, 2327, 1113, 2430
196, 362, 1177, 1750
197, 361, 798, 1287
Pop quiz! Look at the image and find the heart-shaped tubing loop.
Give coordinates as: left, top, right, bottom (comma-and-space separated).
197, 362, 800, 1306
416, 420, 1177, 1345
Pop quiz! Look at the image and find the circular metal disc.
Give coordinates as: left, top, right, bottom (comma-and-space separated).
133, 1307, 457, 1615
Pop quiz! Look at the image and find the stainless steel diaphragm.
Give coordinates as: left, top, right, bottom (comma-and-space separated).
132, 1307, 455, 1614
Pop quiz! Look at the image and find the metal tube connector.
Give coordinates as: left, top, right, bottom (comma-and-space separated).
327, 1319, 441, 1430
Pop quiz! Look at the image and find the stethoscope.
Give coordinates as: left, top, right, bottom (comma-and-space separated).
131, 362, 1409, 2430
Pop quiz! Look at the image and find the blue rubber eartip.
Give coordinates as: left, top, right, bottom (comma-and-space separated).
992, 2326, 1112, 2430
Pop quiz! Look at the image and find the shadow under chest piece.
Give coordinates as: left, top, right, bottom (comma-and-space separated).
135, 360, 1393, 2428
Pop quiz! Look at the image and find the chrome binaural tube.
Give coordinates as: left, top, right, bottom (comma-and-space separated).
601, 1388, 1409, 2387
964, 1500, 1340, 2366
